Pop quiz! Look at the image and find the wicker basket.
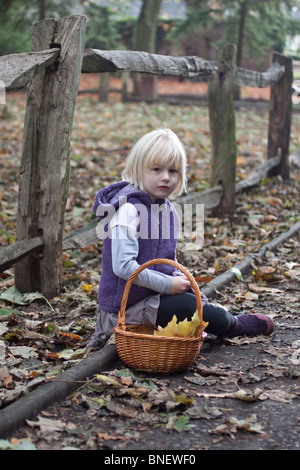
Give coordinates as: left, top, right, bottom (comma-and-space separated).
114, 258, 205, 373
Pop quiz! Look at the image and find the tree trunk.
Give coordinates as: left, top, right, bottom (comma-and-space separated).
132, 0, 163, 99
14, 15, 86, 298
39, 0, 47, 20
234, 1, 248, 100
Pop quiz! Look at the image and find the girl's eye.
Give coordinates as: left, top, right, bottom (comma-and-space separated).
150, 167, 178, 174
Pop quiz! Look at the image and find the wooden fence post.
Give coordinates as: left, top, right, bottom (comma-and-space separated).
98, 73, 109, 102
122, 72, 130, 102
208, 44, 237, 219
15, 15, 86, 299
267, 52, 293, 180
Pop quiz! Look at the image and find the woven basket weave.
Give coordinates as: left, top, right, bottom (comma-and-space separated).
114, 258, 205, 373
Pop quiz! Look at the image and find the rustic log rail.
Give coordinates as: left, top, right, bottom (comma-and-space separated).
234, 61, 284, 88
82, 49, 224, 77
0, 237, 43, 273
1, 47, 284, 91
0, 49, 60, 90
0, 14, 294, 298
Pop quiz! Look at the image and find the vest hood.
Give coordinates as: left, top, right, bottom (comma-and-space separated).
93, 181, 155, 217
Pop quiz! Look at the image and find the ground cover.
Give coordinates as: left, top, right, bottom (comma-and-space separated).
0, 81, 299, 450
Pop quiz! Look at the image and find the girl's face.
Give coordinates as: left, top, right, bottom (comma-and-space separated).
142, 164, 180, 202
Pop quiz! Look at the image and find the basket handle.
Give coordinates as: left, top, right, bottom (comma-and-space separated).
118, 258, 203, 336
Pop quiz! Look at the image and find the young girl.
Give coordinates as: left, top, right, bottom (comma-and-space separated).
86, 128, 274, 351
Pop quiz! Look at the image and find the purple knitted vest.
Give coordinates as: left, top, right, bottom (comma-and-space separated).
93, 181, 180, 313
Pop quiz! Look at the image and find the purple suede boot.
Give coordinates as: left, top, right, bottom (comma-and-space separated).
227, 314, 274, 338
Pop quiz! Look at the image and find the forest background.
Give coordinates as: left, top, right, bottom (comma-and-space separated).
1, 0, 300, 64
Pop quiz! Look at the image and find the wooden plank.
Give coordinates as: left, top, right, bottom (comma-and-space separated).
0, 237, 43, 273
14, 15, 87, 298
234, 62, 284, 88
82, 49, 224, 77
0, 49, 60, 91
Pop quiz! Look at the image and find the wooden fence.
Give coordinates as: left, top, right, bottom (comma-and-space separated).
0, 15, 294, 298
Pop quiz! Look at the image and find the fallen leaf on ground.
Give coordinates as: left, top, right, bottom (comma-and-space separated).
258, 389, 297, 403
97, 432, 129, 441
212, 414, 266, 438
166, 415, 192, 432
26, 416, 66, 441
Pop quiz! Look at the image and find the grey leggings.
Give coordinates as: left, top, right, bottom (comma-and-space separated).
156, 293, 236, 337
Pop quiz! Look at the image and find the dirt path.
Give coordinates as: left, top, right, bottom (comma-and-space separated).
6, 232, 299, 451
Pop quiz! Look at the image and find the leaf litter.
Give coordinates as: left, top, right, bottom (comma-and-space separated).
0, 83, 300, 450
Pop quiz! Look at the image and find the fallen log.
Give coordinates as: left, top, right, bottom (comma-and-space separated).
172, 154, 282, 218
235, 154, 281, 192
0, 344, 118, 438
202, 219, 300, 299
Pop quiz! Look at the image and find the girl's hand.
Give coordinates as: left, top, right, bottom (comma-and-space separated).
170, 276, 191, 294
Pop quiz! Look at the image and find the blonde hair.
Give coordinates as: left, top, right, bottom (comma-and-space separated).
122, 128, 187, 197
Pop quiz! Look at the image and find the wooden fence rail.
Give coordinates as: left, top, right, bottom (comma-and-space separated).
1, 47, 284, 92
0, 14, 294, 298
0, 49, 60, 90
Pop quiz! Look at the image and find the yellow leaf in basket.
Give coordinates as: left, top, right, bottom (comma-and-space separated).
154, 315, 178, 337
176, 311, 201, 338
154, 312, 209, 338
